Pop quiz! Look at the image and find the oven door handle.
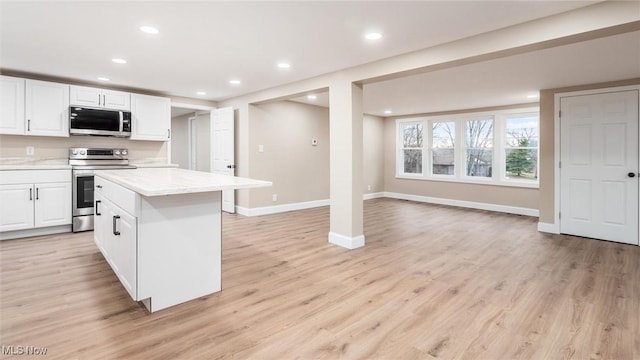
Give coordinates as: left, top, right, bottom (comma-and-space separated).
95, 200, 101, 216
113, 215, 121, 236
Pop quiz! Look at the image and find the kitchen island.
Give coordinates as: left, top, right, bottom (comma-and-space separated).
93, 168, 271, 312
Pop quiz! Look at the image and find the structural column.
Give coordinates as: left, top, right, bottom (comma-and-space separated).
328, 79, 364, 249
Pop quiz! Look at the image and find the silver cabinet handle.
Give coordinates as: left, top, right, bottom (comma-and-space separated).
113, 215, 121, 236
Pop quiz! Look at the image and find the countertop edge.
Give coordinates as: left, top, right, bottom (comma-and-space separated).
94, 168, 272, 197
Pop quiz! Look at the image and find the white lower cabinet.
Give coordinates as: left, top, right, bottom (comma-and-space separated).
0, 184, 34, 232
94, 192, 137, 300
0, 170, 71, 233
94, 175, 222, 312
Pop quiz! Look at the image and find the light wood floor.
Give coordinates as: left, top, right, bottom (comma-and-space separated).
1, 198, 639, 359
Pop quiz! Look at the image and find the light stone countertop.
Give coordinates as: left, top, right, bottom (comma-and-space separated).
95, 168, 271, 197
130, 163, 180, 168
0, 164, 72, 170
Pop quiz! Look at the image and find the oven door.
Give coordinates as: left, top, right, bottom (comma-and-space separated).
72, 169, 95, 216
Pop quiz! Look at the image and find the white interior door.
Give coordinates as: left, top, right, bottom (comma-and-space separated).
211, 107, 235, 213
560, 89, 639, 245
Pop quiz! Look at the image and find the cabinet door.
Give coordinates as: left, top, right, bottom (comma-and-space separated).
130, 93, 171, 141
69, 85, 101, 108
25, 79, 69, 137
33, 182, 71, 228
93, 192, 108, 255
102, 90, 130, 111
0, 76, 25, 135
110, 207, 137, 300
0, 184, 34, 232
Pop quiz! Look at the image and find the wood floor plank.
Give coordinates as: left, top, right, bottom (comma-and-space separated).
1, 198, 639, 359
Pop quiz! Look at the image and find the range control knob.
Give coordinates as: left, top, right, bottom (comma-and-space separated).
121, 150, 127, 155
114, 150, 121, 155
80, 150, 86, 155
71, 149, 78, 155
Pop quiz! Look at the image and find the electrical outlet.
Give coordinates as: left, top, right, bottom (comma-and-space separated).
272, 194, 277, 202
26, 146, 35, 156
258, 145, 264, 153
367, 185, 371, 191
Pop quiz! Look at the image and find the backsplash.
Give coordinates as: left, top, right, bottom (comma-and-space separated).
0, 135, 167, 165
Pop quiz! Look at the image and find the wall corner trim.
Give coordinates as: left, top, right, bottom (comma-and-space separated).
537, 222, 560, 234
328, 232, 365, 249
382, 192, 539, 217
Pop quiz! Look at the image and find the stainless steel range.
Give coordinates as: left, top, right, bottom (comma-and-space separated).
70, 147, 135, 232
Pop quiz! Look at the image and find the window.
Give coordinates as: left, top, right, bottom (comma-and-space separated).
431, 121, 455, 176
505, 114, 538, 182
396, 108, 539, 188
400, 122, 423, 175
465, 118, 493, 178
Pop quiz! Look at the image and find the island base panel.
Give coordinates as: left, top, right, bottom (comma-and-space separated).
137, 191, 222, 312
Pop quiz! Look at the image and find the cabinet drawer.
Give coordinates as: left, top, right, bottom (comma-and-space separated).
0, 170, 71, 185
94, 177, 137, 215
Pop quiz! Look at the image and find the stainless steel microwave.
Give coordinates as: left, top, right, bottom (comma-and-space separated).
69, 107, 132, 137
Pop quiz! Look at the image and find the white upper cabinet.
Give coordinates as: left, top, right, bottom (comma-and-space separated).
25, 79, 70, 137
130, 93, 171, 141
70, 85, 130, 111
0, 75, 26, 135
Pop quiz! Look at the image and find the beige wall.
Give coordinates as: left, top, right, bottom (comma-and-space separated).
0, 135, 167, 164
538, 77, 640, 224
363, 114, 384, 193
170, 113, 193, 169
382, 106, 540, 211
244, 101, 385, 209
195, 112, 211, 172
248, 101, 330, 208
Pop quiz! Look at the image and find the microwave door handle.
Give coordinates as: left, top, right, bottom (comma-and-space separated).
120, 112, 123, 132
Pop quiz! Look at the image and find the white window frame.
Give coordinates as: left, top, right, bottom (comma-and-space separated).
397, 120, 425, 177
395, 107, 539, 188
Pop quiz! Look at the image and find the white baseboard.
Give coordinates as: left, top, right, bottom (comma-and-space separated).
537, 222, 560, 234
235, 193, 386, 216
328, 232, 365, 249
383, 191, 539, 217
0, 225, 72, 241
363, 192, 385, 200
236, 191, 538, 218
236, 199, 330, 217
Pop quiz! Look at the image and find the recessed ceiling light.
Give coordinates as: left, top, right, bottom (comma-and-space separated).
384, 110, 392, 114
365, 32, 382, 40
196, 91, 206, 96
112, 58, 127, 64
97, 77, 110, 81
277, 63, 291, 69
527, 94, 539, 99
229, 80, 241, 85
139, 26, 159, 35
307, 95, 317, 100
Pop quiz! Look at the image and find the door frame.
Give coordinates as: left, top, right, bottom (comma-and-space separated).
169, 102, 215, 164
187, 116, 197, 170
553, 85, 640, 234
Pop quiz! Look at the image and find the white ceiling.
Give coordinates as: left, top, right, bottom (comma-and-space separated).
291, 30, 640, 116
0, 1, 601, 104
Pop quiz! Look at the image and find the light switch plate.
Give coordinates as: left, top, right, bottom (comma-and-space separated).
26, 146, 35, 156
